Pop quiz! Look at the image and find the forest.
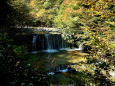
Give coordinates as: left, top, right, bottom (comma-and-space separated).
0, 0, 115, 86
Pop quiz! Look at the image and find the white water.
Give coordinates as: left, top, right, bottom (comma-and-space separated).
60, 44, 83, 51
32, 35, 38, 50
43, 34, 59, 53
59, 68, 68, 72
45, 34, 52, 49
42, 49, 59, 53
32, 34, 83, 53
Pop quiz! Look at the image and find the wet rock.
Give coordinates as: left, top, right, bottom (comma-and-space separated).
83, 45, 91, 53
54, 64, 76, 73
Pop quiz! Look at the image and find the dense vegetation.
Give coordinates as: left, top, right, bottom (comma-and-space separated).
0, 0, 115, 86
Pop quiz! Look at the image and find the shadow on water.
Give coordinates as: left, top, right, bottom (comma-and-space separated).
5, 50, 114, 86
20, 51, 86, 86
19, 50, 113, 86
5, 28, 114, 86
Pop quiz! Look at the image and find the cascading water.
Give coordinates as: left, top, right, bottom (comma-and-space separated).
31, 35, 38, 53
43, 34, 59, 53
32, 34, 83, 53
32, 35, 38, 50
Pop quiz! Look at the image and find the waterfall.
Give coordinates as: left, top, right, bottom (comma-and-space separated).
42, 34, 60, 53
32, 34, 82, 53
45, 34, 52, 49
32, 35, 38, 50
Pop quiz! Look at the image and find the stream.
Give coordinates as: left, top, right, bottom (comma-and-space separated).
10, 27, 114, 86
26, 32, 86, 86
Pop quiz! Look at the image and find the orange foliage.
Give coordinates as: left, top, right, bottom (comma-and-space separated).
72, 0, 79, 4
30, 0, 36, 7
63, 0, 83, 21
64, 0, 71, 4
64, 8, 72, 13
64, 0, 78, 5
64, 6, 83, 14
63, 8, 72, 21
